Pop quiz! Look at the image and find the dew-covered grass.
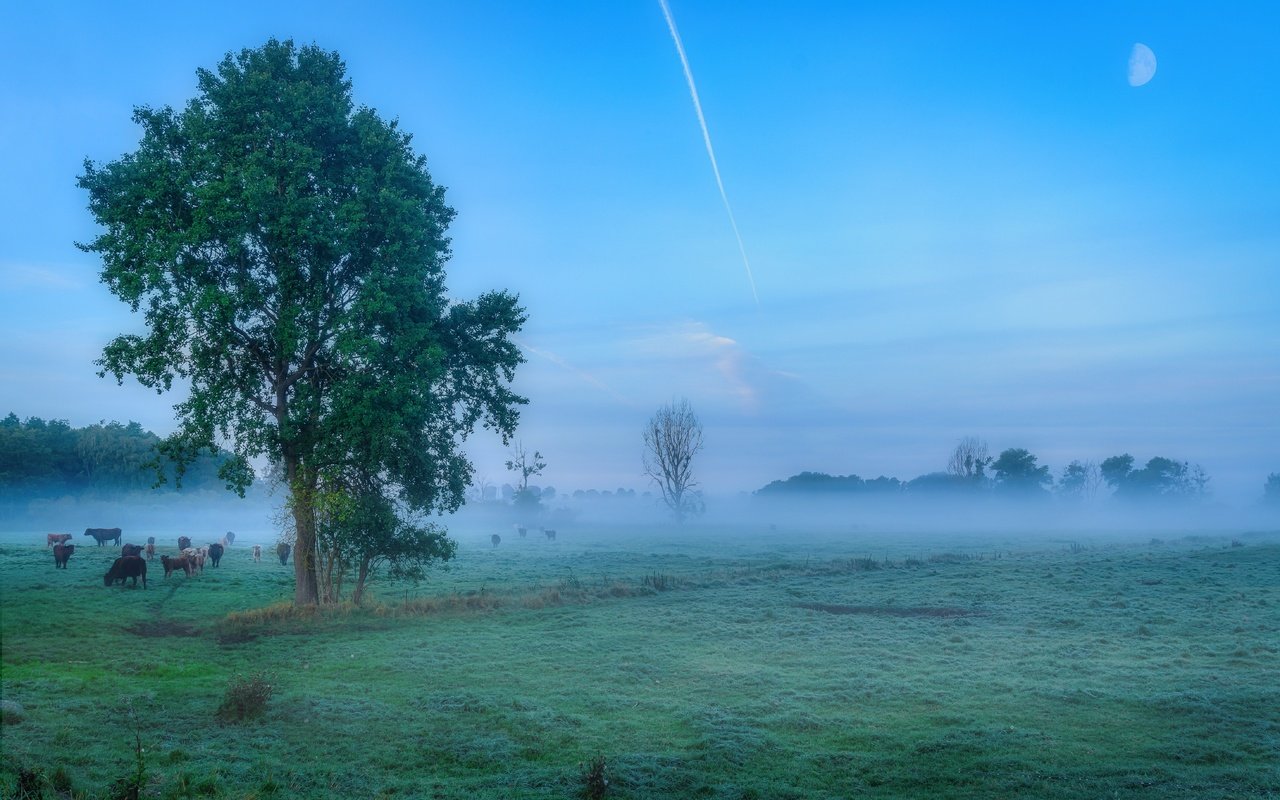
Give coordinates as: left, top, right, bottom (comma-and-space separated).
2, 522, 1278, 798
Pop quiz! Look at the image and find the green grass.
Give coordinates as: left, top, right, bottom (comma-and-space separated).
2, 525, 1278, 798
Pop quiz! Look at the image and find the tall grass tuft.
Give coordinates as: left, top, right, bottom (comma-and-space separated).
216, 673, 274, 724
579, 754, 609, 799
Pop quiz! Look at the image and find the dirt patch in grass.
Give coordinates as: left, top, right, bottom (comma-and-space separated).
124, 620, 201, 637
797, 602, 982, 618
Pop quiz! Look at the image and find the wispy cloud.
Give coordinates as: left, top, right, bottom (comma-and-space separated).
629, 321, 802, 413
657, 0, 759, 306
516, 338, 637, 406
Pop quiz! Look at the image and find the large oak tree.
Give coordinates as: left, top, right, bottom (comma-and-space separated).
78, 40, 525, 605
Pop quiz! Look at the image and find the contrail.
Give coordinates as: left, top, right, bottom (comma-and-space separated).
658, 0, 760, 306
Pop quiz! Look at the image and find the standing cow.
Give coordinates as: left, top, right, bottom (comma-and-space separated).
208, 543, 225, 567
177, 536, 192, 551
277, 543, 291, 566
53, 543, 75, 568
252, 545, 262, 563
104, 556, 147, 588
84, 528, 122, 546
121, 543, 144, 557
47, 533, 73, 547
491, 534, 501, 548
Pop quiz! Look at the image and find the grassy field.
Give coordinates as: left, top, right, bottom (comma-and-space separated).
2, 522, 1278, 799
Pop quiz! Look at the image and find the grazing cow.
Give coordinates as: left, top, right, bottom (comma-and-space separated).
208, 543, 225, 567
277, 542, 291, 565
515, 525, 527, 538
144, 542, 155, 560
121, 543, 144, 557
252, 545, 262, 563
160, 555, 193, 578
47, 533, 73, 547
177, 536, 192, 551
53, 543, 75, 568
491, 534, 501, 548
542, 528, 556, 541
84, 528, 122, 546
104, 556, 147, 588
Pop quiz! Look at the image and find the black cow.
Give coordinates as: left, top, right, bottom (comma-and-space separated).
177, 536, 192, 551
84, 528, 122, 546
277, 543, 291, 566
208, 543, 225, 567
121, 543, 144, 557
104, 556, 147, 588
491, 534, 501, 548
53, 543, 75, 568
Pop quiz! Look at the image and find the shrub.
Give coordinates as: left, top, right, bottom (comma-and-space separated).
216, 673, 274, 723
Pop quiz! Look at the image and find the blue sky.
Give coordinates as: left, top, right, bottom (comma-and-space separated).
1, 2, 1277, 502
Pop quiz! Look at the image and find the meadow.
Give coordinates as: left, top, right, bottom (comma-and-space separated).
2, 520, 1278, 799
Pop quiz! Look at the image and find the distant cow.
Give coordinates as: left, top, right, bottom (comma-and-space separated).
144, 542, 155, 560
252, 545, 262, 563
542, 528, 556, 541
160, 555, 193, 578
53, 543, 75, 568
208, 543, 224, 567
277, 543, 291, 566
121, 543, 144, 557
222, 531, 236, 547
47, 533, 73, 547
491, 534, 501, 548
104, 556, 147, 588
84, 528, 122, 546
515, 525, 527, 538
177, 536, 191, 551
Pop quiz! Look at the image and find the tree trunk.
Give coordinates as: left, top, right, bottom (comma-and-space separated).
286, 455, 320, 606
352, 557, 371, 606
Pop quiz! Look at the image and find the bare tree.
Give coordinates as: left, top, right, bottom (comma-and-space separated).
505, 441, 546, 507
947, 436, 991, 481
643, 399, 705, 522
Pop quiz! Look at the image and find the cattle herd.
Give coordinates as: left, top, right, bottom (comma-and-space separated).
43, 528, 290, 588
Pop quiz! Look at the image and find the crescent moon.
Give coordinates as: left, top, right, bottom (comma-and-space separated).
1128, 43, 1157, 87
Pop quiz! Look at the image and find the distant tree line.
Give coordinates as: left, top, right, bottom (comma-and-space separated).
0, 413, 233, 494
754, 437, 1260, 505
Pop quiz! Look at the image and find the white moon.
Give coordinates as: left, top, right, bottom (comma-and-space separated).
1129, 43, 1157, 87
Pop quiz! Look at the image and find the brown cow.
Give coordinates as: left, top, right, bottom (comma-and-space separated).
104, 556, 147, 588
53, 543, 75, 568
277, 543, 291, 565
144, 542, 156, 560
121, 543, 144, 557
47, 533, 73, 547
161, 555, 193, 578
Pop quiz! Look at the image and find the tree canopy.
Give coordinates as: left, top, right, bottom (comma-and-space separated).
78, 39, 526, 605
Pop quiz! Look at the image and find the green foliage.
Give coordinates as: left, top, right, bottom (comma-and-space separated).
78, 39, 526, 604
755, 471, 903, 496
0, 414, 232, 494
1101, 454, 1210, 501
991, 448, 1052, 495
1264, 473, 1280, 505
216, 673, 274, 723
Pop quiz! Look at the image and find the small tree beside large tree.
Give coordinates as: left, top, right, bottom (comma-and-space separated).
78, 39, 526, 605
642, 398, 704, 522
